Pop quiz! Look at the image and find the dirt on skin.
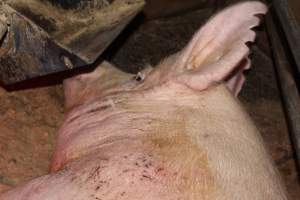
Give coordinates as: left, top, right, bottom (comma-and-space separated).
0, 6, 299, 200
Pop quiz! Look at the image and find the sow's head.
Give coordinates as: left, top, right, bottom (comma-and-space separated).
63, 1, 267, 110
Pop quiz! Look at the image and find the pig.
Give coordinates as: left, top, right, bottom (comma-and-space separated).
0, 1, 289, 200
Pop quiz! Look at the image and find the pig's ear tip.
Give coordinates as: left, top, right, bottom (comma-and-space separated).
235, 1, 268, 13
240, 1, 267, 8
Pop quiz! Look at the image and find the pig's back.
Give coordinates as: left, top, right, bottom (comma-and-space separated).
1, 85, 288, 200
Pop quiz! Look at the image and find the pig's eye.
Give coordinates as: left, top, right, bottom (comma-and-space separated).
134, 72, 145, 82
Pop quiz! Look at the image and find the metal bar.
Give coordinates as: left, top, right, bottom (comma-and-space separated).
265, 12, 300, 167
273, 0, 300, 74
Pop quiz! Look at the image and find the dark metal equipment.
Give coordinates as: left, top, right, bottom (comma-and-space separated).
272, 0, 300, 74
0, 0, 145, 84
266, 0, 300, 167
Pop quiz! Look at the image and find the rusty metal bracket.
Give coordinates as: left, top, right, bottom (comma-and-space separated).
0, 0, 145, 84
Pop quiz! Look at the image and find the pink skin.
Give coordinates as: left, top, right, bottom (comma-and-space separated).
0, 2, 288, 200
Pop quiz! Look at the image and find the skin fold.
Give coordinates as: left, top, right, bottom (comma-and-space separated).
0, 1, 289, 199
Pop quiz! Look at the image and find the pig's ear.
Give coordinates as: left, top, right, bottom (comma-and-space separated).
176, 1, 267, 95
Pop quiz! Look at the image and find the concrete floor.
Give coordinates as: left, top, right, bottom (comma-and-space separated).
0, 6, 299, 199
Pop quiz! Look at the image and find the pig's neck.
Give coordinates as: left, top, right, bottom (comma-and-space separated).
51, 84, 287, 200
